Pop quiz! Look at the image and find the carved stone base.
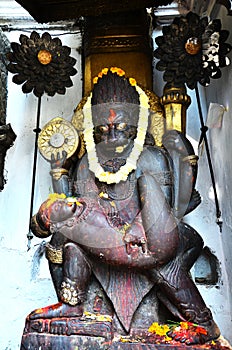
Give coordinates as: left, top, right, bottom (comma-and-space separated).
20, 334, 232, 350
20, 316, 113, 350
21, 333, 108, 350
109, 344, 231, 350
20, 317, 232, 350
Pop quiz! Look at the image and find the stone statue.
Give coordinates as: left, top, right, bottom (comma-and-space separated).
28, 68, 220, 347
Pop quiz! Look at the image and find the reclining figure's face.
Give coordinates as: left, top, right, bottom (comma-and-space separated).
39, 198, 83, 230
92, 103, 139, 156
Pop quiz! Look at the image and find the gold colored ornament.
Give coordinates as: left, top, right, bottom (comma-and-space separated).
38, 117, 79, 161
141, 87, 164, 147
83, 311, 113, 322
46, 243, 63, 264
76, 133, 86, 159
185, 37, 201, 55
182, 154, 199, 166
37, 49, 52, 65
60, 281, 79, 305
161, 84, 191, 134
49, 168, 69, 180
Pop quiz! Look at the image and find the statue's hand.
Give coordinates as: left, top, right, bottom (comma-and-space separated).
51, 150, 67, 169
123, 227, 148, 255
185, 189, 201, 215
162, 130, 194, 156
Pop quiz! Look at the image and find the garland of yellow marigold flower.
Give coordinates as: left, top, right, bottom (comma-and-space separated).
83, 67, 149, 184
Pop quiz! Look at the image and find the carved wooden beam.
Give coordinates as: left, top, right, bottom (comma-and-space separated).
14, 0, 172, 23
3, 0, 230, 25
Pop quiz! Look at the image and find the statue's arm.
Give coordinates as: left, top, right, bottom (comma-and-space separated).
49, 151, 73, 196
162, 130, 200, 218
136, 146, 173, 207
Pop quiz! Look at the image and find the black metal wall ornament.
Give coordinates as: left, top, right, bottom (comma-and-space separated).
0, 124, 17, 191
7, 31, 78, 249
7, 31, 77, 97
154, 12, 231, 89
154, 11, 232, 231
0, 28, 17, 192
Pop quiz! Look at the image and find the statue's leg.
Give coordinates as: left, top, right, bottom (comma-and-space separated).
30, 242, 92, 319
59, 242, 92, 307
149, 265, 220, 344
153, 221, 204, 321
148, 221, 219, 344
49, 262, 63, 299
138, 173, 179, 264
177, 221, 204, 272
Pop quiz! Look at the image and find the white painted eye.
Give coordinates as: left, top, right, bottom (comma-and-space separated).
99, 125, 109, 133
116, 123, 127, 130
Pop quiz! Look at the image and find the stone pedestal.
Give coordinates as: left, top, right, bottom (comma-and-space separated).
20, 316, 232, 350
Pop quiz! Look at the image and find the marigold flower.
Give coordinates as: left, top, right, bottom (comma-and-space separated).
110, 67, 125, 76
180, 321, 190, 330
46, 193, 66, 207
93, 77, 98, 84
117, 68, 126, 76
129, 77, 137, 86
148, 322, 170, 336
101, 68, 109, 75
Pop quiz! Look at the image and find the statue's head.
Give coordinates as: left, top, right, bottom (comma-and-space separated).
91, 69, 140, 155
38, 194, 83, 231
82, 68, 150, 183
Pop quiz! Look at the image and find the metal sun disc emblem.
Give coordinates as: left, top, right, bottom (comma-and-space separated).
38, 117, 79, 161
49, 132, 65, 148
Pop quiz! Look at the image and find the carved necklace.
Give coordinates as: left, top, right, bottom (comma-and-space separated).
83, 84, 149, 184
97, 171, 136, 201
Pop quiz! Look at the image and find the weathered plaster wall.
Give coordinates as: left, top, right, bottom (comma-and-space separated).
0, 29, 82, 350
202, 5, 232, 300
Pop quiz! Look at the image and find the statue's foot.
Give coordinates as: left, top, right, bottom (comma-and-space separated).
168, 320, 220, 345
29, 302, 83, 320
50, 319, 67, 335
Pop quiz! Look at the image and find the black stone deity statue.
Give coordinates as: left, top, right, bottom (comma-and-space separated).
27, 68, 220, 348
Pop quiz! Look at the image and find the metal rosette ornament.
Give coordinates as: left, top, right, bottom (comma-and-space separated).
154, 11, 231, 230
154, 11, 231, 89
7, 31, 77, 97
